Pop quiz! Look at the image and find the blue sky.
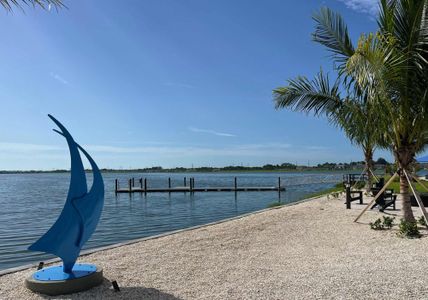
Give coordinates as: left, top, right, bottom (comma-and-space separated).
0, 0, 394, 170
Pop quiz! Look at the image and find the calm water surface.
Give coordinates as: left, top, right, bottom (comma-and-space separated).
0, 172, 343, 271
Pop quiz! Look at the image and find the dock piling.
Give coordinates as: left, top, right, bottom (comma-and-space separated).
114, 177, 287, 194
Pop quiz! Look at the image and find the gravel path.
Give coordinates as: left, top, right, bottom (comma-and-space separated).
1, 194, 428, 300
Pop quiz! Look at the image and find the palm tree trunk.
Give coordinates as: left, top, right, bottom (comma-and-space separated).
399, 172, 415, 222
395, 145, 416, 222
364, 148, 374, 194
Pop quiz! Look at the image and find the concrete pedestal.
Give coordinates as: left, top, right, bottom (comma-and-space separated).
25, 264, 103, 296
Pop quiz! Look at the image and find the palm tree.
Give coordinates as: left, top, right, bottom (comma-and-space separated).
274, 1, 428, 222
273, 7, 382, 193
0, 0, 64, 11
345, 0, 428, 221
338, 97, 382, 192
273, 70, 380, 193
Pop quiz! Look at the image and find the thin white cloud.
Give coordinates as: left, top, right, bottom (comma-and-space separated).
0, 141, 354, 170
337, 0, 379, 15
305, 145, 330, 151
0, 142, 63, 152
0, 141, 340, 157
50, 72, 70, 85
188, 127, 236, 137
0, 142, 331, 159
234, 143, 292, 150
0, 142, 293, 157
85, 142, 297, 158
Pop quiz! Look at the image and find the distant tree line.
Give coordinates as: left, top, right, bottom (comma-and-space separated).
0, 158, 393, 174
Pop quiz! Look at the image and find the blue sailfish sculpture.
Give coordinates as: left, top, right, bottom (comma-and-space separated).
28, 115, 104, 274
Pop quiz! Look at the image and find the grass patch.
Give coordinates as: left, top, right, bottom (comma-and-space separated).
382, 176, 427, 193
301, 184, 343, 200
268, 182, 344, 208
266, 202, 284, 208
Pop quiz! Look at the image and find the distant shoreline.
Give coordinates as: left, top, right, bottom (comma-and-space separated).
0, 168, 366, 175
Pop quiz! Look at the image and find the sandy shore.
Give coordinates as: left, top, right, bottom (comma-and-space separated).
1, 193, 428, 300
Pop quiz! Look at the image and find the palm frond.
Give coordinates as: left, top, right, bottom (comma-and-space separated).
0, 0, 65, 12
312, 7, 355, 68
337, 97, 389, 150
378, 0, 397, 33
376, 0, 428, 149
345, 33, 406, 103
391, 0, 426, 50
273, 71, 342, 118
273, 70, 385, 152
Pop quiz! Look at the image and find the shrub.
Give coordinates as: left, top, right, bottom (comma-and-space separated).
417, 216, 426, 227
330, 192, 340, 199
370, 218, 384, 230
398, 219, 420, 238
382, 216, 395, 229
355, 181, 365, 190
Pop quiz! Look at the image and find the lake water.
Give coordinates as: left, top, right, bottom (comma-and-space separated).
0, 172, 343, 271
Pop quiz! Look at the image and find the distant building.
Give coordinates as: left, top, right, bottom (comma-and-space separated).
416, 169, 428, 180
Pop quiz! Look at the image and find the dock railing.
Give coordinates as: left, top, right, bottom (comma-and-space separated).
114, 176, 286, 194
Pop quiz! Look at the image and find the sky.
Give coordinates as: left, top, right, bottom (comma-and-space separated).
0, 0, 396, 170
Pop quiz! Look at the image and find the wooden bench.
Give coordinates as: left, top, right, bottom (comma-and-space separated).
410, 193, 428, 207
345, 187, 363, 209
371, 189, 397, 212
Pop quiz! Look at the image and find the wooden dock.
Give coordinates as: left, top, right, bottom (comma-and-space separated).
115, 177, 286, 194
342, 173, 369, 186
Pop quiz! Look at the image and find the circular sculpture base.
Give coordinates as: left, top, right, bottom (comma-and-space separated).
25, 263, 103, 296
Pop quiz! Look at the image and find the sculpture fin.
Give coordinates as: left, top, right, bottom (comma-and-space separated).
28, 115, 102, 274
48, 114, 87, 199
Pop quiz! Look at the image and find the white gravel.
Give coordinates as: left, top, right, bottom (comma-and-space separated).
1, 194, 428, 300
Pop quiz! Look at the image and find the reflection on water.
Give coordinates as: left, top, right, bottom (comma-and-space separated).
0, 172, 342, 270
